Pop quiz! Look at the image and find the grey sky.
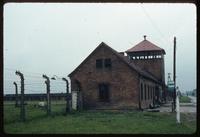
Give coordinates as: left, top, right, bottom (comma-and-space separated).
3, 3, 196, 94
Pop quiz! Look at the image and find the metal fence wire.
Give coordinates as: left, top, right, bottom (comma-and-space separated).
4, 94, 71, 123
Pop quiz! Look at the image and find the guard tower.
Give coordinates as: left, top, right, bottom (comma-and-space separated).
167, 73, 174, 100
126, 35, 166, 100
126, 35, 165, 83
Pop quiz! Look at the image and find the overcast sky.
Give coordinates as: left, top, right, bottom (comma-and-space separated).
3, 3, 196, 94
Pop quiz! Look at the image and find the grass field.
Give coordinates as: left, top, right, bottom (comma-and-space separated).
179, 96, 191, 103
3, 101, 196, 134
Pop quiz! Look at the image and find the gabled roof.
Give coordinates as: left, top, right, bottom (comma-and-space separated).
126, 39, 166, 54
68, 42, 162, 84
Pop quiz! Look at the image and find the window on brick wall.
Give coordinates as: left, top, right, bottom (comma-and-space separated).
147, 85, 148, 100
141, 83, 143, 100
104, 58, 112, 68
153, 87, 155, 97
147, 86, 149, 100
96, 58, 112, 69
148, 85, 150, 99
96, 59, 103, 68
150, 87, 152, 99
144, 84, 146, 100
99, 83, 109, 102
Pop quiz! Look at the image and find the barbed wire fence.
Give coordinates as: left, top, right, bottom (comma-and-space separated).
4, 68, 72, 122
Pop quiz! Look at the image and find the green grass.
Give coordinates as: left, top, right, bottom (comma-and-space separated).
4, 101, 196, 134
179, 96, 191, 103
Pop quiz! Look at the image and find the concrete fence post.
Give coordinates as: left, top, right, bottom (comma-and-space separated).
13, 82, 19, 107
15, 71, 25, 121
42, 74, 51, 116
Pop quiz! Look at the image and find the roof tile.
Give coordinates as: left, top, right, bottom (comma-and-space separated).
126, 40, 165, 54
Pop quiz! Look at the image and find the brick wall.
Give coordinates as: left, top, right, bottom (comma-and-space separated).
133, 58, 165, 83
139, 78, 158, 109
70, 46, 141, 109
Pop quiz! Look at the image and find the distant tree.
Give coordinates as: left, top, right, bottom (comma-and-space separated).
192, 92, 194, 96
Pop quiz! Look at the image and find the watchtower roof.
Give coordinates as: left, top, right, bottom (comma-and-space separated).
126, 36, 166, 54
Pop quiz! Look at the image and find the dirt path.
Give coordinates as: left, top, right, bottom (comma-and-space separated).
159, 102, 196, 113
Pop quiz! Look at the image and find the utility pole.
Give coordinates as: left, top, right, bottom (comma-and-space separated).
15, 71, 25, 121
173, 37, 176, 112
42, 74, 51, 116
62, 78, 71, 113
13, 82, 19, 107
176, 86, 180, 123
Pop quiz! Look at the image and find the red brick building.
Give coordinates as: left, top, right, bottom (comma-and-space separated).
68, 36, 166, 110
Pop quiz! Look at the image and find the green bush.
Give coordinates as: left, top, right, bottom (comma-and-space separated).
179, 96, 191, 103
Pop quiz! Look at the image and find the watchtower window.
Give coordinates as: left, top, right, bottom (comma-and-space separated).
99, 84, 109, 102
96, 59, 103, 68
104, 58, 112, 68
